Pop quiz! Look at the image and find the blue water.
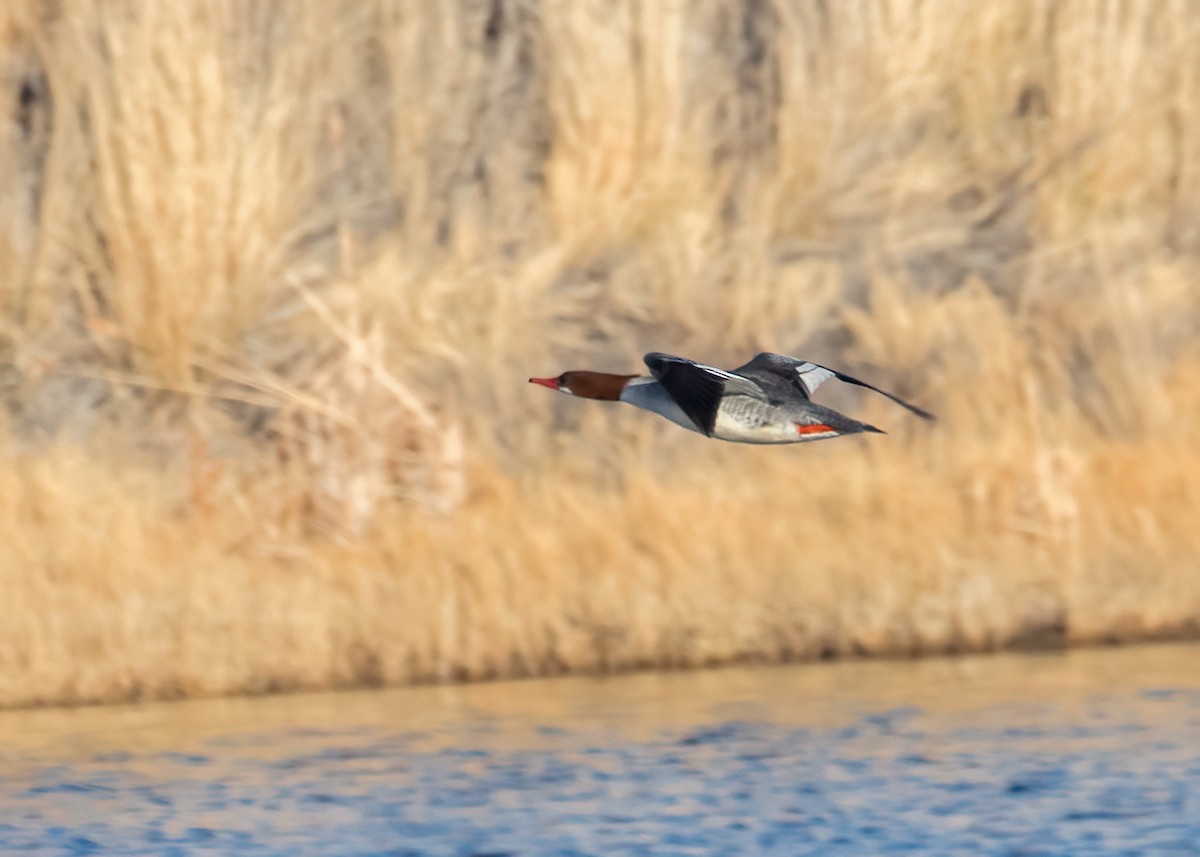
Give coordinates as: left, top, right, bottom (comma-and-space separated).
2, 645, 1199, 855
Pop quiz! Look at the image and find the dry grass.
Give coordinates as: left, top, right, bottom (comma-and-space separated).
0, 0, 1198, 708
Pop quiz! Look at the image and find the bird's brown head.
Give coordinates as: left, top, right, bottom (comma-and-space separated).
528, 371, 637, 401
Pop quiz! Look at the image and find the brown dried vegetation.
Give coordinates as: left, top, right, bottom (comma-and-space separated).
0, 1, 1197, 707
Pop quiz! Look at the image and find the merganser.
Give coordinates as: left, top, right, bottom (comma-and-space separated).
529, 352, 933, 444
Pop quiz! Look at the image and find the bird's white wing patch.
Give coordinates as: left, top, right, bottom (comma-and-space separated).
794, 362, 837, 397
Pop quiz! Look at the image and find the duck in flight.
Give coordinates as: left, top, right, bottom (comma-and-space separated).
530, 352, 934, 444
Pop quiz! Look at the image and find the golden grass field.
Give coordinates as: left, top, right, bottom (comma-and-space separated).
0, 1, 1198, 708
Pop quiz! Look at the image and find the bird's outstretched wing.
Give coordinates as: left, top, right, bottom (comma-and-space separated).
732, 352, 935, 420
643, 352, 763, 436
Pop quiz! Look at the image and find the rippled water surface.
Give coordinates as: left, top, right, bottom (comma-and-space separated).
3, 644, 1200, 855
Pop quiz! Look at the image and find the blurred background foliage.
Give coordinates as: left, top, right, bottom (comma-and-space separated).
0, 0, 1197, 708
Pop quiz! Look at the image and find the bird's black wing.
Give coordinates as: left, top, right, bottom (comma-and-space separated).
733, 352, 935, 420
643, 352, 763, 436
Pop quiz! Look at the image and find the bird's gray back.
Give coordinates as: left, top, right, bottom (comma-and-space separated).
730, 352, 811, 401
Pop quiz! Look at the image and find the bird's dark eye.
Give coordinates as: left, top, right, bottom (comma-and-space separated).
558, 373, 568, 384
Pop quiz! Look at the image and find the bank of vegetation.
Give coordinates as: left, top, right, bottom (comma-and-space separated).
0, 1, 1197, 707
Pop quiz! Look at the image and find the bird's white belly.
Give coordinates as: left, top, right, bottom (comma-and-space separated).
711, 409, 804, 444
619, 379, 703, 434
620, 379, 838, 444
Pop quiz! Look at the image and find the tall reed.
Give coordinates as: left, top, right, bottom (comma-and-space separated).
0, 0, 1197, 707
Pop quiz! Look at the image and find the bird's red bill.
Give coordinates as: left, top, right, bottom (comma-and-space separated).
529, 376, 560, 390
796, 423, 836, 435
